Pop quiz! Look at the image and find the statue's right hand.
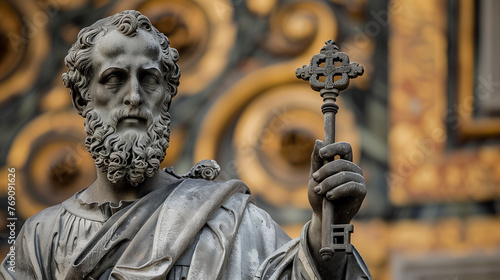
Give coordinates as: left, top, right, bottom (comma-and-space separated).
307, 140, 366, 225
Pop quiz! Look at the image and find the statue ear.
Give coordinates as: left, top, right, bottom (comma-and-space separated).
71, 92, 88, 116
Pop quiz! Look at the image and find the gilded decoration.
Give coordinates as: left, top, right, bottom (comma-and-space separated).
456, 0, 500, 138
388, 0, 500, 205
352, 217, 500, 280
233, 83, 360, 207
193, 0, 362, 208
0, 0, 49, 103
5, 111, 95, 219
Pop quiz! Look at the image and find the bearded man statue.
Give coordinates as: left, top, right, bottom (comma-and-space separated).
1, 10, 372, 280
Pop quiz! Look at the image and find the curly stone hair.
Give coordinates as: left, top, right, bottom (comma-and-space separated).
62, 10, 181, 115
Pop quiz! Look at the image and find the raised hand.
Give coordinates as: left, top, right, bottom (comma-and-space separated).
308, 140, 366, 225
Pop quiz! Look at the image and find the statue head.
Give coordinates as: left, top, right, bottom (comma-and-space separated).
62, 10, 181, 186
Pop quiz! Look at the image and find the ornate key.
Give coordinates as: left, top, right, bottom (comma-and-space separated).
296, 39, 363, 261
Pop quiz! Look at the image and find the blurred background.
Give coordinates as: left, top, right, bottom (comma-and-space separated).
1, 0, 500, 278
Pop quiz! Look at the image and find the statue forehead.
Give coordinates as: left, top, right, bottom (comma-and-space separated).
93, 29, 161, 60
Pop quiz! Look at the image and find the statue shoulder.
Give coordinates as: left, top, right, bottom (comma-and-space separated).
172, 177, 250, 197
20, 203, 64, 234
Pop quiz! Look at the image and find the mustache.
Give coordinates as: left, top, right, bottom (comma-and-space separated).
109, 108, 154, 128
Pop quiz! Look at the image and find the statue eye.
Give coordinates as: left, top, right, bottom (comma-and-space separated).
142, 75, 158, 86
99, 68, 127, 89
104, 74, 123, 85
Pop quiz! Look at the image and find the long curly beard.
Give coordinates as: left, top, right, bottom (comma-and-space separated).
83, 104, 171, 187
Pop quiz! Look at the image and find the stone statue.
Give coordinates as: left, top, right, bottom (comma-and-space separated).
1, 10, 371, 279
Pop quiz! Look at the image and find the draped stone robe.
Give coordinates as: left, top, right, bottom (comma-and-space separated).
1, 175, 372, 279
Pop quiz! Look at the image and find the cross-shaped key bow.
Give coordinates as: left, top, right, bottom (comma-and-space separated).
295, 39, 364, 93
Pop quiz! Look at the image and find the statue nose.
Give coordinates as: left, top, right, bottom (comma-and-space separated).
124, 81, 143, 106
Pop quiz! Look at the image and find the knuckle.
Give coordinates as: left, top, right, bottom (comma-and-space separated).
354, 172, 364, 181
316, 183, 325, 194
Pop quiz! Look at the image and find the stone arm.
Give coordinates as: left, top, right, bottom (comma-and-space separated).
254, 220, 371, 280
0, 206, 62, 280
212, 196, 370, 279
0, 225, 38, 279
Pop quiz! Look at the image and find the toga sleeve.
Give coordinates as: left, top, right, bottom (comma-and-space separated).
253, 215, 373, 279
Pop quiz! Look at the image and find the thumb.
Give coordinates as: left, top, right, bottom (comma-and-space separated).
310, 140, 324, 175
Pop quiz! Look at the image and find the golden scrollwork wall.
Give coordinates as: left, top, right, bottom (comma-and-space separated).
6, 112, 95, 220
383, 0, 500, 278
0, 1, 49, 104
193, 0, 363, 210
388, 0, 500, 205
1, 0, 500, 279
